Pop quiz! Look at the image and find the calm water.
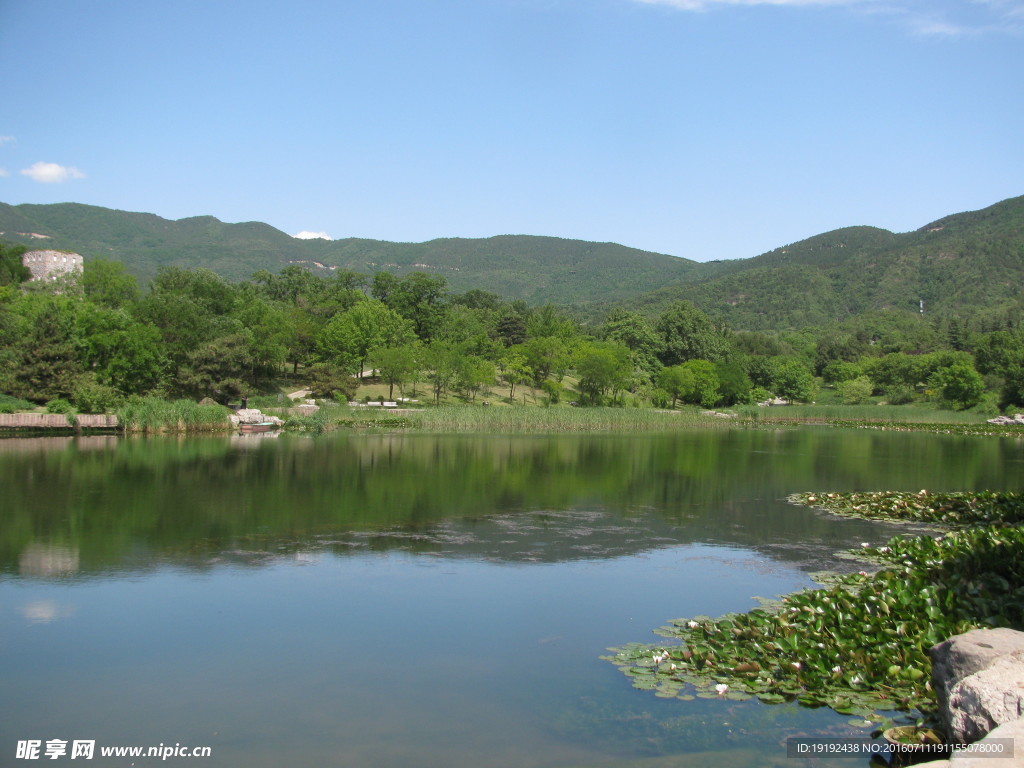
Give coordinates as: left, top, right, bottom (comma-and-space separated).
2, 428, 1022, 767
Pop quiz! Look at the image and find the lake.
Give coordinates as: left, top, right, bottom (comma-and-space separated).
2, 427, 1022, 767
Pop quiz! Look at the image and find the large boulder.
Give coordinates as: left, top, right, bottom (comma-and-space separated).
228, 409, 284, 427
931, 628, 1024, 743
949, 717, 1024, 767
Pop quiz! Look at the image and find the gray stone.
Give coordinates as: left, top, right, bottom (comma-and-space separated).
950, 717, 1024, 767
948, 656, 1024, 744
231, 409, 284, 426
931, 628, 1024, 743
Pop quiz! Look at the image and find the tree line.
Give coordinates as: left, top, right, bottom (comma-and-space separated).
1, 241, 1021, 414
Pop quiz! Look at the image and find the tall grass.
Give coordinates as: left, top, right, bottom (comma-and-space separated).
116, 397, 231, 433
398, 405, 720, 432
735, 403, 988, 424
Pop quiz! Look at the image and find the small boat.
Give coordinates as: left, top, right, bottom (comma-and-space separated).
238, 422, 279, 434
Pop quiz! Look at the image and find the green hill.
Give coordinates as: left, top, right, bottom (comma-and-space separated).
0, 202, 699, 305
2, 195, 1022, 328
617, 196, 1024, 329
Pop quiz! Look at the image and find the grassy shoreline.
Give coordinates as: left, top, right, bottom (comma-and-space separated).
4, 397, 1024, 436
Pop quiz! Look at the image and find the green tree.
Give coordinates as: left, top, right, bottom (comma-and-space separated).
656, 365, 694, 409
389, 272, 449, 341
499, 348, 533, 402
8, 295, 82, 402
770, 357, 817, 403
837, 376, 873, 404
929, 362, 985, 410
179, 332, 254, 402
82, 259, 140, 309
679, 360, 720, 408
373, 344, 421, 401
862, 353, 926, 391
602, 309, 663, 375
317, 300, 415, 376
714, 361, 752, 406
523, 336, 571, 388
307, 363, 358, 402
822, 360, 863, 385
655, 302, 727, 367
425, 342, 461, 404
75, 303, 165, 395
456, 356, 496, 402
575, 342, 632, 406
0, 242, 30, 286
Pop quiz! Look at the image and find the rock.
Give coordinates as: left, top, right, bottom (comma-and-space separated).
950, 717, 1024, 767
932, 628, 1024, 743
986, 414, 1024, 425
948, 655, 1024, 744
233, 408, 284, 426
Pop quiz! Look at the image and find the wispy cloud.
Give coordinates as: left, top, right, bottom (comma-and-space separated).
293, 231, 332, 240
631, 0, 867, 9
630, 0, 1024, 35
0, 168, 9, 177
0, 135, 14, 146
20, 161, 86, 183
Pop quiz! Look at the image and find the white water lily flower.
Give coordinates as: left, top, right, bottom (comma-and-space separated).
715, 684, 728, 695
878, 546, 890, 553
688, 620, 699, 629
832, 666, 842, 674
791, 662, 801, 670
861, 542, 871, 548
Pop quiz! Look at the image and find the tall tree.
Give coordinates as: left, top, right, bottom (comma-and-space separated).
0, 242, 29, 286
655, 302, 727, 367
317, 300, 415, 376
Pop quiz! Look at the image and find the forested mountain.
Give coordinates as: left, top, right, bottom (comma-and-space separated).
1, 195, 1022, 329
0, 203, 699, 305
619, 196, 1024, 329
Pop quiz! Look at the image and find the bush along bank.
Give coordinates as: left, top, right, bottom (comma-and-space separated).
605, 491, 1024, 731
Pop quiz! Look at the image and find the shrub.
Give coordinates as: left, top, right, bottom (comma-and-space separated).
883, 385, 916, 405
45, 398, 75, 415
72, 376, 122, 414
0, 393, 34, 414
836, 375, 873, 405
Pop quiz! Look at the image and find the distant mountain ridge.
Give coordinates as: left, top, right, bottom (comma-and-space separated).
1, 195, 1022, 328
0, 202, 699, 305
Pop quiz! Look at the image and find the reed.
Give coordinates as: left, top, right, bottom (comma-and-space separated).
396, 405, 719, 432
116, 397, 231, 433
736, 403, 988, 425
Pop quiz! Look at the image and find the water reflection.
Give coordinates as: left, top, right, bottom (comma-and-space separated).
2, 429, 1022, 767
2, 429, 1021, 579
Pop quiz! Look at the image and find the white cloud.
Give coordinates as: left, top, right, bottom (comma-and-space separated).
293, 230, 333, 240
20, 161, 86, 183
0, 135, 14, 145
21, 600, 76, 624
631, 0, 1024, 35
0, 168, 8, 177
632, 0, 863, 8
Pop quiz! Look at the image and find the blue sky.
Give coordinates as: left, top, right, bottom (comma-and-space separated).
1, 0, 1021, 262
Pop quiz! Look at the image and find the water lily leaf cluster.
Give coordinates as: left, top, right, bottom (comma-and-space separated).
791, 490, 1024, 527
607, 495, 1024, 721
